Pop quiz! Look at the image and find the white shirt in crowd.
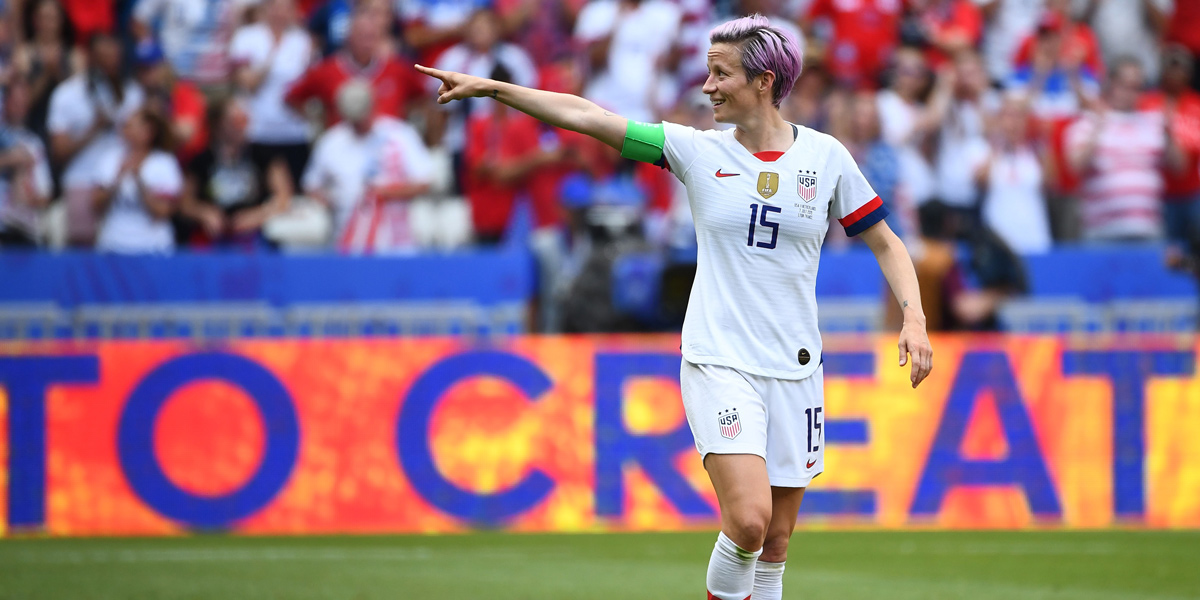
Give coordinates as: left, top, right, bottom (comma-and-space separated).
394, 0, 483, 31
94, 148, 184, 254
574, 0, 682, 123
974, 0, 1044, 83
1074, 0, 1172, 83
936, 94, 999, 208
1066, 109, 1166, 241
982, 146, 1052, 254
430, 42, 536, 152
46, 74, 145, 189
661, 121, 886, 379
877, 89, 936, 205
302, 116, 432, 241
0, 128, 53, 237
134, 0, 261, 84
229, 23, 313, 144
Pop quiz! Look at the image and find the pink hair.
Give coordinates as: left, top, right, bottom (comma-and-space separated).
709, 14, 803, 108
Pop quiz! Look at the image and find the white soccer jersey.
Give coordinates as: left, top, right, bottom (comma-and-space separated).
660, 122, 887, 379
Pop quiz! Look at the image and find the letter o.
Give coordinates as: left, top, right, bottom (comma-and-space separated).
117, 353, 299, 529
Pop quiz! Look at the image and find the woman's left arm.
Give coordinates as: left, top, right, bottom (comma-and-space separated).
858, 220, 934, 388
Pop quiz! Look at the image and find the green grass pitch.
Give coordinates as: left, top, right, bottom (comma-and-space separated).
2, 530, 1198, 599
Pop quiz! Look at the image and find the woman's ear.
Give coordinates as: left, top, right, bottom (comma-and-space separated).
759, 71, 776, 97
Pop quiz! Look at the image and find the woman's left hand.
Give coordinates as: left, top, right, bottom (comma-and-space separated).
899, 322, 933, 389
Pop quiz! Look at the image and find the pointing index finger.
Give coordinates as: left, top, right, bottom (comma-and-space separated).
414, 64, 445, 79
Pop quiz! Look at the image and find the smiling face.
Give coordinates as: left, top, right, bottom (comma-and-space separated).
702, 43, 771, 125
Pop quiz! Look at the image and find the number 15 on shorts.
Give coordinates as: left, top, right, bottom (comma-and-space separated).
805, 407, 822, 452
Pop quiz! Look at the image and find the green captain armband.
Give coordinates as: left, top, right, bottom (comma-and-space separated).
621, 121, 667, 165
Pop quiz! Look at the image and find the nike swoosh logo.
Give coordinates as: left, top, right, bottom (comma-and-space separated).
806, 458, 817, 469
715, 169, 740, 178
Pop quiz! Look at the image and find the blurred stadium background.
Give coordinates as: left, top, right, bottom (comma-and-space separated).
2, 0, 1200, 597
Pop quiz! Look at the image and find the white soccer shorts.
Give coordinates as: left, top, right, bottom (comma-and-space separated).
680, 359, 825, 488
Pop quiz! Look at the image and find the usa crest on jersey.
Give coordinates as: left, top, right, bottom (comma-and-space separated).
798, 171, 818, 202
718, 408, 742, 439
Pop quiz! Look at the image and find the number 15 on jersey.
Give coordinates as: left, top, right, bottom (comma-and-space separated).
747, 203, 781, 250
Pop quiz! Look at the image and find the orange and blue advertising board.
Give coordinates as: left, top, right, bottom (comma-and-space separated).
1, 334, 1198, 536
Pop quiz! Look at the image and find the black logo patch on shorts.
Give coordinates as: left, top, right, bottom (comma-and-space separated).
718, 408, 742, 440
797, 348, 811, 365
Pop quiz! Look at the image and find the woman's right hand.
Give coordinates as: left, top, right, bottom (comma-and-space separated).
415, 64, 494, 104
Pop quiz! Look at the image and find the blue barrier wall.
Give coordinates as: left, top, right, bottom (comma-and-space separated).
0, 245, 1194, 307
0, 250, 536, 307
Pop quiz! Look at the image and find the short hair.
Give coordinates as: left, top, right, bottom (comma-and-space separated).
709, 14, 803, 108
1109, 55, 1144, 83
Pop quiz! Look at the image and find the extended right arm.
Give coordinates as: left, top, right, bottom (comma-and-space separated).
416, 64, 629, 152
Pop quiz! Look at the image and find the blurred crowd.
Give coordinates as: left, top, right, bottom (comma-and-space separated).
0, 0, 1197, 330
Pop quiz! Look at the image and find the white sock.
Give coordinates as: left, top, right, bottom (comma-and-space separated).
706, 531, 761, 600
752, 560, 786, 600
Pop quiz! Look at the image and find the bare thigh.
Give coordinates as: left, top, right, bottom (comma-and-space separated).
704, 453, 774, 551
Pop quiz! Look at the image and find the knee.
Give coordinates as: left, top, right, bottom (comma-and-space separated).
760, 531, 791, 563
725, 506, 771, 551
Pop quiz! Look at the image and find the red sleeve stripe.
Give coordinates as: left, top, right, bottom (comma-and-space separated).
838, 196, 883, 227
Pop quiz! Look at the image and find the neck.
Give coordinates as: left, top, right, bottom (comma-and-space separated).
348, 51, 372, 68
733, 107, 791, 154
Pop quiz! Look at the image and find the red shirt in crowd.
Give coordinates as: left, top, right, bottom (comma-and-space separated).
464, 110, 542, 237
172, 80, 209, 164
807, 0, 901, 87
61, 0, 114, 40
916, 0, 983, 69
1141, 91, 1200, 199
1166, 1, 1200, 56
285, 53, 423, 127
1013, 21, 1104, 76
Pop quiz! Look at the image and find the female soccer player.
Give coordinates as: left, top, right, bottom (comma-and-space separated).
418, 15, 932, 600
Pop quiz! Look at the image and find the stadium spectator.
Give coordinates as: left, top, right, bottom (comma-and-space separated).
1066, 58, 1179, 242
903, 0, 983, 69
979, 94, 1052, 254
1011, 1, 1103, 78
91, 108, 183, 254
179, 98, 292, 248
876, 46, 947, 211
804, 0, 901, 88
230, 0, 314, 190
395, 0, 490, 66
975, 0, 1045, 84
833, 89, 913, 242
573, 0, 682, 123
781, 64, 832, 132
0, 11, 19, 89
0, 80, 54, 247
496, 0, 586, 67
285, 8, 423, 127
16, 0, 84, 150
1076, 0, 1171, 84
302, 80, 432, 252
462, 66, 561, 245
1165, 2, 1200, 85
1141, 46, 1200, 253
47, 32, 144, 247
132, 0, 258, 90
427, 8, 536, 188
932, 50, 997, 237
307, 0, 356, 56
1006, 12, 1099, 121
133, 41, 209, 164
